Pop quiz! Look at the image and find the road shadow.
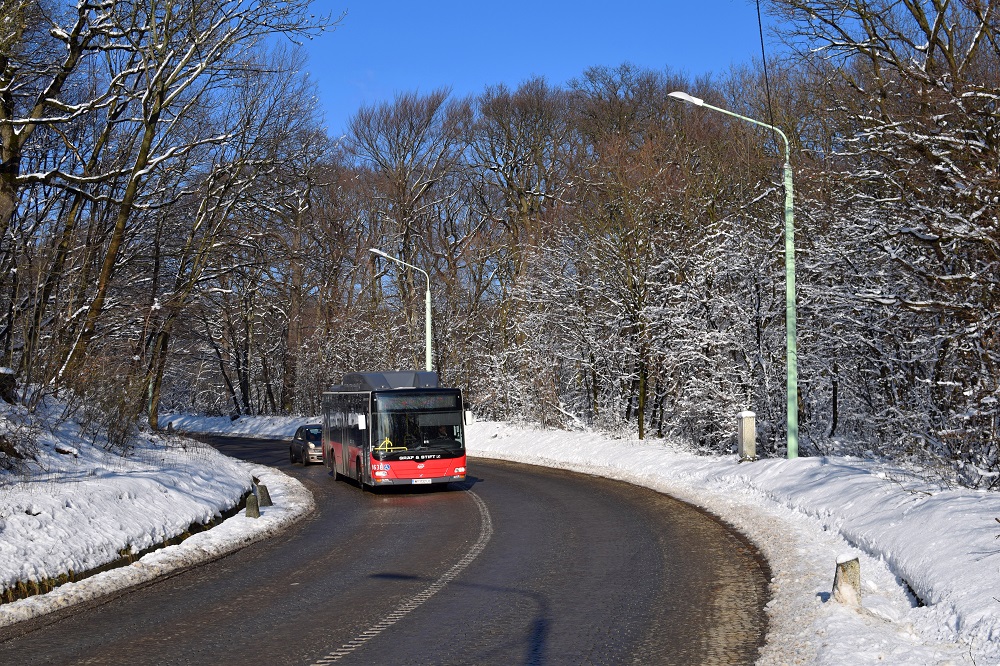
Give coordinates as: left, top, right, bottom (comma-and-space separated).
367, 574, 549, 665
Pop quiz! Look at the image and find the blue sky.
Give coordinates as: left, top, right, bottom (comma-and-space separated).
303, 1, 777, 135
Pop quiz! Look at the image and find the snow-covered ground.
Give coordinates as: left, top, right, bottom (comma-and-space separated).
0, 405, 313, 628
2, 405, 998, 664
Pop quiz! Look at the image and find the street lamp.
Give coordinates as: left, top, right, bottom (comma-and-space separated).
668, 91, 799, 459
369, 248, 434, 372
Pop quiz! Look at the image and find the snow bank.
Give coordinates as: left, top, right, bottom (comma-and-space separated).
0, 405, 313, 628
163, 413, 314, 439
0, 461, 312, 628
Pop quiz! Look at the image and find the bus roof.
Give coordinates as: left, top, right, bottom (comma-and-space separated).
330, 371, 440, 392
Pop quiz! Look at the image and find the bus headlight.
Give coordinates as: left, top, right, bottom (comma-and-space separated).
375, 470, 388, 477
454, 467, 465, 474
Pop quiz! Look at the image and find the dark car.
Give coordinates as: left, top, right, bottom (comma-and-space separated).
290, 424, 323, 465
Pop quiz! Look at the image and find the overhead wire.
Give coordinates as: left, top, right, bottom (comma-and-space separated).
756, 0, 778, 134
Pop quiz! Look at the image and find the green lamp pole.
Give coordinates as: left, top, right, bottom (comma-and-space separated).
369, 248, 433, 372
668, 91, 799, 459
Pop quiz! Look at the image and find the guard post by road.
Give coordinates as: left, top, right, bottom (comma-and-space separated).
737, 411, 757, 462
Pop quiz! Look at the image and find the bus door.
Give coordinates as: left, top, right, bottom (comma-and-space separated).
323, 394, 348, 477
347, 410, 368, 482
332, 407, 346, 476
337, 393, 368, 483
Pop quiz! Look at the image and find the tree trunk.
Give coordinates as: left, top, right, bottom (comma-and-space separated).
281, 217, 304, 412
637, 357, 647, 440
61, 91, 164, 379
146, 328, 170, 430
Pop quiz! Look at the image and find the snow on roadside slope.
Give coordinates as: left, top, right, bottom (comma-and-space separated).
164, 413, 314, 439
0, 404, 312, 628
463, 421, 1000, 665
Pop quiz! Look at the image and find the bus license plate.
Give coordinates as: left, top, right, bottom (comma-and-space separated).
412, 478, 432, 485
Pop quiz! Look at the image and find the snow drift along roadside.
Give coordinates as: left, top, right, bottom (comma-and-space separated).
164, 413, 314, 440
0, 403, 313, 628
0, 462, 312, 629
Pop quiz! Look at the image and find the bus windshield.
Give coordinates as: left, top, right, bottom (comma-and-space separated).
372, 408, 465, 460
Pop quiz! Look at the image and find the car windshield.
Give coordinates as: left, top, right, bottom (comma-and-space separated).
301, 426, 321, 442
372, 410, 464, 460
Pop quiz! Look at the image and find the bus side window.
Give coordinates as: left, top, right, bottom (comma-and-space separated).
347, 413, 364, 449
336, 409, 347, 453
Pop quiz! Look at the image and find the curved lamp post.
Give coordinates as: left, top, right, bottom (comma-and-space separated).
369, 248, 433, 372
668, 91, 799, 459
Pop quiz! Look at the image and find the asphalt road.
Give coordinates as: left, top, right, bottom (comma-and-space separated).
0, 435, 771, 665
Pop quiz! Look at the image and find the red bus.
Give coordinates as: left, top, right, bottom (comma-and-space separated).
322, 371, 469, 488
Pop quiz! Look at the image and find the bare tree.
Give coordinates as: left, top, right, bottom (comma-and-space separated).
767, 0, 1000, 480
1, 0, 333, 445
347, 89, 471, 368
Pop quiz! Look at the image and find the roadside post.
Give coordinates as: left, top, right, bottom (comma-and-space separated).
737, 411, 757, 462
255, 482, 272, 507
245, 492, 260, 518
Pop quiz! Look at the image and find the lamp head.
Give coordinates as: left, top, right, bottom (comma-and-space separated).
668, 91, 705, 106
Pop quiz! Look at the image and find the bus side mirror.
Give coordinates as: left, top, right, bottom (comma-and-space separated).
358, 415, 367, 430
464, 410, 475, 426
